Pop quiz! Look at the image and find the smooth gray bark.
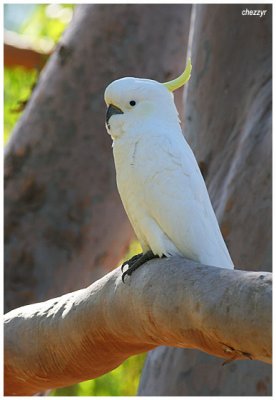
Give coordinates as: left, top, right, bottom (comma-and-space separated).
4, 258, 271, 395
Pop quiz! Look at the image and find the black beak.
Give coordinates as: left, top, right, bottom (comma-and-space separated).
106, 104, 124, 124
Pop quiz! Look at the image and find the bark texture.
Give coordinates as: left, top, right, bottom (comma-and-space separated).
138, 3, 272, 396
4, 258, 272, 396
4, 4, 191, 312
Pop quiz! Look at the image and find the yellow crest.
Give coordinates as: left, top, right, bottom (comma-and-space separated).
163, 58, 192, 92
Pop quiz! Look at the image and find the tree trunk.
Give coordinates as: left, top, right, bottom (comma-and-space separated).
4, 258, 271, 395
138, 3, 272, 396
4, 4, 191, 313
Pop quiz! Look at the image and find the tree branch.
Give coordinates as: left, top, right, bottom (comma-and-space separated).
4, 257, 271, 395
4, 30, 50, 70
4, 42, 49, 70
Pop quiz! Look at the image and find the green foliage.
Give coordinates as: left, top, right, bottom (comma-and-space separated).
20, 4, 74, 44
4, 67, 37, 143
4, 5, 74, 143
50, 354, 146, 396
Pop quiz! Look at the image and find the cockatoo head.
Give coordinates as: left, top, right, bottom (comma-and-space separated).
104, 59, 192, 139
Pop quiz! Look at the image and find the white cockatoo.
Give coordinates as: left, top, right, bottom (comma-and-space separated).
104, 59, 234, 282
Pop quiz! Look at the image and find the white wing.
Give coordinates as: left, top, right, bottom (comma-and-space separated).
139, 130, 234, 269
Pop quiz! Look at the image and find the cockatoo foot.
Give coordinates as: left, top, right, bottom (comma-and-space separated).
121, 253, 143, 273
121, 253, 143, 272
122, 250, 159, 283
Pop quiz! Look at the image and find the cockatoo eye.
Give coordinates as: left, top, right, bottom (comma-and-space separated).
129, 100, 136, 106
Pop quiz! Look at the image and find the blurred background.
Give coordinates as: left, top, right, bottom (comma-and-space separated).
4, 4, 144, 396
4, 4, 73, 142
4, 3, 272, 396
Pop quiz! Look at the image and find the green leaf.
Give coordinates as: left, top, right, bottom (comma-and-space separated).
4, 67, 37, 143
50, 354, 146, 396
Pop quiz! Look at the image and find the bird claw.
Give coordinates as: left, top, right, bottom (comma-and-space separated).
120, 253, 142, 275
121, 251, 159, 283
121, 262, 128, 273
122, 269, 129, 283
122, 264, 136, 283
